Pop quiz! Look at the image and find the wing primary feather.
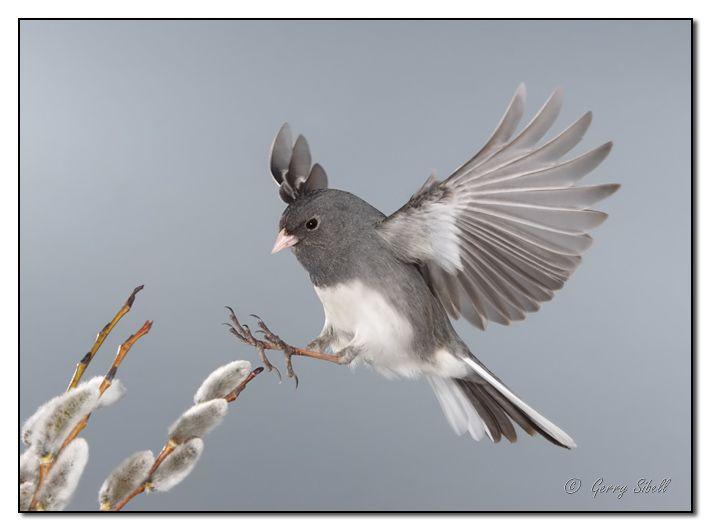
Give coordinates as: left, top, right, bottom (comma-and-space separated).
470, 183, 620, 209
450, 84, 527, 179
504, 87, 564, 152
469, 141, 613, 191
457, 111, 593, 184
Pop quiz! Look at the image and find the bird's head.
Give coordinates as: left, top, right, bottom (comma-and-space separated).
273, 188, 381, 254
266, 123, 385, 282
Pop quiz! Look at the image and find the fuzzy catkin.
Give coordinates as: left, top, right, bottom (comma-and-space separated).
99, 450, 154, 510
27, 387, 99, 457
168, 399, 228, 443
20, 449, 40, 485
37, 438, 89, 511
150, 439, 204, 492
22, 402, 50, 447
193, 360, 252, 403
80, 376, 127, 408
20, 482, 34, 511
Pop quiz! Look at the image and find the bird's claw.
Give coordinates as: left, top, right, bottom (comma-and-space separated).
254, 317, 300, 387
224, 306, 262, 348
256, 345, 282, 382
225, 308, 300, 387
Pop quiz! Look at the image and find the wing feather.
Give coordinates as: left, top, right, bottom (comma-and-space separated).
377, 85, 618, 330
450, 83, 527, 179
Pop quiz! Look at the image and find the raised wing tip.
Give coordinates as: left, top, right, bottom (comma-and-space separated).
605, 183, 621, 196
545, 86, 565, 110
515, 82, 527, 99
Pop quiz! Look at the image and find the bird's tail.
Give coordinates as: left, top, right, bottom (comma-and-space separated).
427, 357, 576, 449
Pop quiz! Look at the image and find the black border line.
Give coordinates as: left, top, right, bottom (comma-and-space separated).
18, 17, 696, 515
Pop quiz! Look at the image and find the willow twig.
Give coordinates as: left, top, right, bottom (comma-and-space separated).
67, 285, 144, 391
61, 320, 154, 448
224, 367, 263, 402
111, 483, 147, 512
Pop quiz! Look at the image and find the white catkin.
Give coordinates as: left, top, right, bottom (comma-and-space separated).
78, 376, 126, 408
28, 386, 100, 457
37, 438, 89, 511
99, 380, 127, 408
20, 449, 39, 485
99, 450, 154, 510
20, 482, 34, 511
22, 401, 51, 447
193, 360, 252, 403
168, 399, 228, 443
150, 439, 204, 492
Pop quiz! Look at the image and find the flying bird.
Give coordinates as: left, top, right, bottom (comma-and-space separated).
263, 85, 618, 449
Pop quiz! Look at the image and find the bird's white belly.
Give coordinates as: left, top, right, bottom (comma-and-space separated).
314, 281, 424, 378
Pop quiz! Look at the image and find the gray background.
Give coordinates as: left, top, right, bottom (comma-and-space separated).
20, 20, 691, 511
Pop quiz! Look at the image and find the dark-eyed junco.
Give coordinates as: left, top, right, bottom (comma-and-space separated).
267, 85, 618, 448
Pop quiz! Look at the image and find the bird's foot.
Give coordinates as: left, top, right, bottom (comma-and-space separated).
251, 314, 301, 386
224, 307, 342, 388
224, 307, 281, 380
333, 347, 359, 365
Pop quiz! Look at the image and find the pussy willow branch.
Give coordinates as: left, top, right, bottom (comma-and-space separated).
29, 320, 153, 511
67, 285, 144, 391
110, 366, 264, 512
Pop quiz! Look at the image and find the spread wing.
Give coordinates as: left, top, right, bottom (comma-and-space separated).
377, 84, 619, 330
269, 123, 329, 203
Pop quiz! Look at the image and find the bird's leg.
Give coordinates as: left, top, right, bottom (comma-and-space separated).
333, 346, 360, 365
305, 327, 336, 352
306, 328, 360, 365
252, 316, 347, 387
224, 307, 342, 387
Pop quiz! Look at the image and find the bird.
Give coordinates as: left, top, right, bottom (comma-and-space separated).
261, 84, 618, 449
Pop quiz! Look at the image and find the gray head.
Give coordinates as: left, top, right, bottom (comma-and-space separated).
266, 123, 386, 285
272, 189, 385, 285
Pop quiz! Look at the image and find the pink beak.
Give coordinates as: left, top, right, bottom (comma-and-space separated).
271, 229, 299, 254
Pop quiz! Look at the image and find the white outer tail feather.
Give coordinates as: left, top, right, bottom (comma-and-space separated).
462, 358, 576, 449
429, 360, 576, 449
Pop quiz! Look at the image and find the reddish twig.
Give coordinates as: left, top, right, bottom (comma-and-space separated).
67, 285, 144, 391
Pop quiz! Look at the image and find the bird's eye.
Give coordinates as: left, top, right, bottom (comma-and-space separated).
306, 218, 319, 231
